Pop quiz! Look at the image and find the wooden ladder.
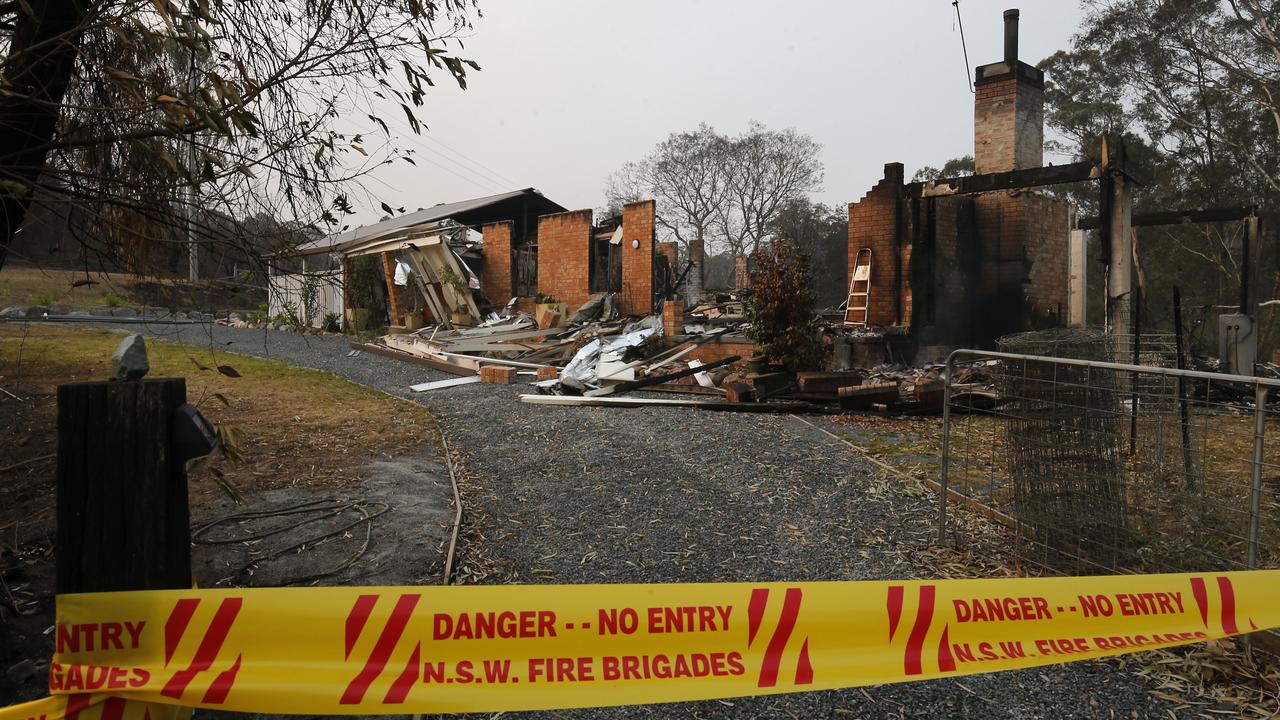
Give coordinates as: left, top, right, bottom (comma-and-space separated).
844, 247, 872, 327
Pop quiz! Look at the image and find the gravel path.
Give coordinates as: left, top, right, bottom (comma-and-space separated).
86, 321, 1184, 719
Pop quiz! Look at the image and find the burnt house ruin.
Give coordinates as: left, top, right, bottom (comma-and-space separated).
846, 9, 1076, 363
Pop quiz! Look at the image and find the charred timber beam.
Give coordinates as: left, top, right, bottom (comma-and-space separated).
1076, 205, 1257, 230
911, 161, 1099, 198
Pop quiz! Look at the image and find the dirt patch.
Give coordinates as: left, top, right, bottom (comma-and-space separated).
192, 457, 454, 588
0, 323, 446, 704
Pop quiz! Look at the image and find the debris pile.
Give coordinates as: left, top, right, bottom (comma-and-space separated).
357, 294, 1007, 415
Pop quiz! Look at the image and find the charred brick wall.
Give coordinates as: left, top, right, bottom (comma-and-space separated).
480, 220, 513, 304
536, 209, 593, 311
1021, 191, 1070, 324
968, 191, 1069, 342
912, 196, 974, 348
656, 242, 679, 271
848, 163, 907, 328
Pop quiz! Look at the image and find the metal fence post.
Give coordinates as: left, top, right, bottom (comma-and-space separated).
1247, 383, 1267, 570
938, 352, 957, 545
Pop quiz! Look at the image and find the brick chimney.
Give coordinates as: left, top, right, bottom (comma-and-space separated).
973, 9, 1045, 174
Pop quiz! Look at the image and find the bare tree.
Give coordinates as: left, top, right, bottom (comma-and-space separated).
713, 122, 822, 257
605, 122, 822, 303
0, 0, 480, 274
605, 124, 727, 303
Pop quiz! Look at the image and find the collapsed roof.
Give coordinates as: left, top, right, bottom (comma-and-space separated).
294, 188, 567, 257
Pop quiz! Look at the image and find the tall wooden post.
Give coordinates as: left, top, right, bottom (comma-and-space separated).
1068, 228, 1087, 328
1242, 214, 1259, 315
1107, 172, 1133, 345
56, 379, 192, 593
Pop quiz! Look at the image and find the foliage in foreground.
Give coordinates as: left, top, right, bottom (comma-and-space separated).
0, 0, 480, 276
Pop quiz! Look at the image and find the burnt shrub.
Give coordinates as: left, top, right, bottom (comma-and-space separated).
745, 241, 826, 371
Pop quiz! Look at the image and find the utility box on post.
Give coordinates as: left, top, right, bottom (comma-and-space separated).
1219, 314, 1257, 376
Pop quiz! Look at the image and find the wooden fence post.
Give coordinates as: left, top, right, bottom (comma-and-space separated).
56, 378, 191, 594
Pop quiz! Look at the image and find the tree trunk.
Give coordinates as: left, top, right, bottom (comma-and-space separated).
0, 0, 94, 271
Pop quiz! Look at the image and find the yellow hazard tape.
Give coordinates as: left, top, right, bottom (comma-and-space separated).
2, 571, 1277, 718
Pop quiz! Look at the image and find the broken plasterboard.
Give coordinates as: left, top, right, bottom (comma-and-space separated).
402, 236, 483, 326
688, 359, 716, 389
410, 376, 482, 392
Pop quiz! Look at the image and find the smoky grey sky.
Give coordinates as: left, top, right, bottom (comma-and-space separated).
350, 0, 1084, 226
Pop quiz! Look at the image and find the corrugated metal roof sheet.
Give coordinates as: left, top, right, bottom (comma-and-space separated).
295, 188, 565, 255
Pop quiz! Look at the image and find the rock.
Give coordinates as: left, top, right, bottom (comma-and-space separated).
171, 311, 187, 321
24, 306, 50, 318
228, 312, 242, 323
0, 306, 26, 318
111, 334, 149, 380
68, 310, 93, 317
7, 659, 35, 684
109, 307, 138, 318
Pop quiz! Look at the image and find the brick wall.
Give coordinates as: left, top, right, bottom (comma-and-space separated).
686, 339, 755, 366
1014, 82, 1045, 171
656, 242, 678, 270
966, 190, 1070, 341
974, 77, 1044, 174
619, 200, 655, 316
913, 196, 972, 347
480, 221, 513, 304
848, 163, 906, 328
536, 209, 593, 311
662, 299, 683, 338
734, 256, 750, 289
973, 193, 1023, 300
656, 241, 679, 296
1021, 192, 1070, 324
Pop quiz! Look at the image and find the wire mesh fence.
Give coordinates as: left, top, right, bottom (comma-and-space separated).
938, 344, 1280, 577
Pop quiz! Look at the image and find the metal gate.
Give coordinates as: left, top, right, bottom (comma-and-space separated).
938, 348, 1280, 576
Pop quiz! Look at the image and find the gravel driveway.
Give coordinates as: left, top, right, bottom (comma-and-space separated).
87, 321, 1185, 719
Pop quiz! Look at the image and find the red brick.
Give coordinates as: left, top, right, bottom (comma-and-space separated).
536, 209, 594, 312
619, 200, 656, 316
480, 221, 514, 304
480, 365, 516, 384
662, 299, 684, 338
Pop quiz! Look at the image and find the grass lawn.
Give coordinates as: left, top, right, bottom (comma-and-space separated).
0, 323, 442, 704
0, 323, 437, 539
0, 265, 266, 313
